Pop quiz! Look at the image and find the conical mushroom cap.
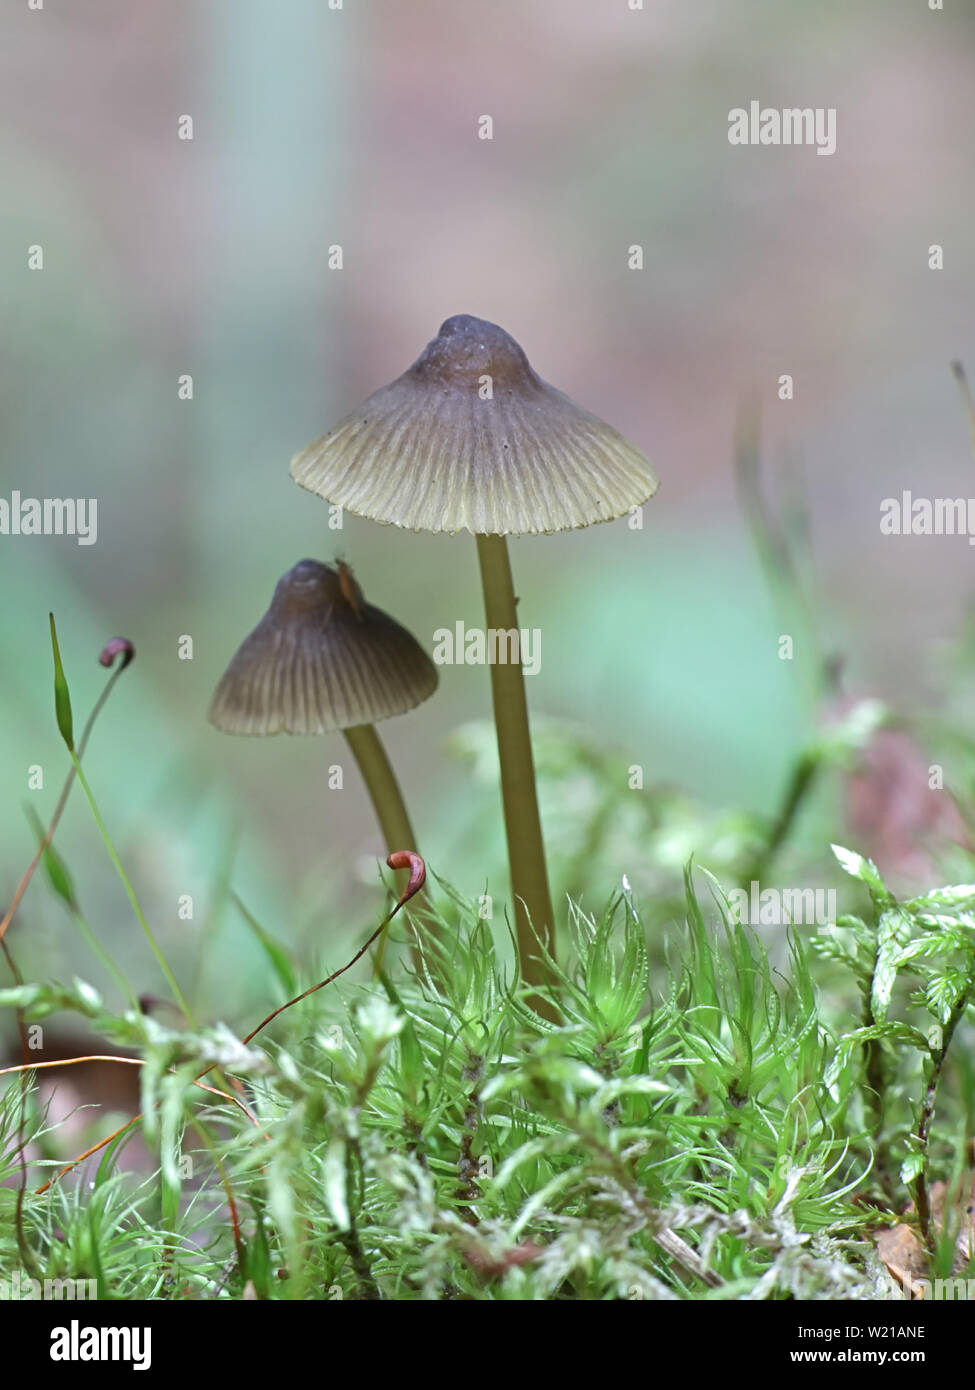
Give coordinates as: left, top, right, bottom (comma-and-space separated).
208, 559, 438, 735
290, 314, 658, 536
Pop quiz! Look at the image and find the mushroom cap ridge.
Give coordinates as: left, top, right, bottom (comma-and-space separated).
208, 558, 438, 735
290, 314, 658, 536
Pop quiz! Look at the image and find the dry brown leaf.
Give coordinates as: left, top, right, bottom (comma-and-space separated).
875, 1223, 928, 1296
874, 1172, 975, 1297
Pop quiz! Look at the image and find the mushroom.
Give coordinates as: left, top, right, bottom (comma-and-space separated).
208, 558, 437, 930
290, 315, 657, 985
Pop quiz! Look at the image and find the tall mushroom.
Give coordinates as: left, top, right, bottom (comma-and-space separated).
209, 558, 437, 934
290, 315, 657, 986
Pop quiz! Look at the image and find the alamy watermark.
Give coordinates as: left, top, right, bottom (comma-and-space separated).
0, 491, 97, 545
432, 622, 542, 676
890, 1270, 975, 1301
50, 1320, 151, 1371
880, 491, 975, 544
0, 1270, 97, 1300
728, 882, 836, 928
728, 102, 836, 156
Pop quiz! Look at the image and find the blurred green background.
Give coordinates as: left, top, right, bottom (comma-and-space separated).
1, 0, 973, 1030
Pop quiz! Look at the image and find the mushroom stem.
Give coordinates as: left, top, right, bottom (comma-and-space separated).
475, 533, 555, 985
342, 723, 423, 970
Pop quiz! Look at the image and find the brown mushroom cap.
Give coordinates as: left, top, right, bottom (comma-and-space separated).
208, 559, 438, 735
290, 314, 658, 536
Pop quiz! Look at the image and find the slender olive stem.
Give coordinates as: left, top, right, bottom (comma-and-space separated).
343, 725, 418, 855
0, 660, 128, 947
914, 972, 975, 1252
475, 533, 554, 986
739, 750, 819, 890
70, 754, 196, 1025
342, 724, 423, 971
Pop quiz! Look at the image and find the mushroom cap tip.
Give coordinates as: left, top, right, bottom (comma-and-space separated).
291, 315, 657, 536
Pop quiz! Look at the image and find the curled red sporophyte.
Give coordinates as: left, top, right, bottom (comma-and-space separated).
386, 850, 426, 902
99, 637, 135, 670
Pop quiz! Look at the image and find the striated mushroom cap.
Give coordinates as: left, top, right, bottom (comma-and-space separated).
208, 559, 438, 735
290, 314, 658, 536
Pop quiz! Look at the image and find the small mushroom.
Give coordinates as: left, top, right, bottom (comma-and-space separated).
209, 558, 436, 917
291, 315, 657, 984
